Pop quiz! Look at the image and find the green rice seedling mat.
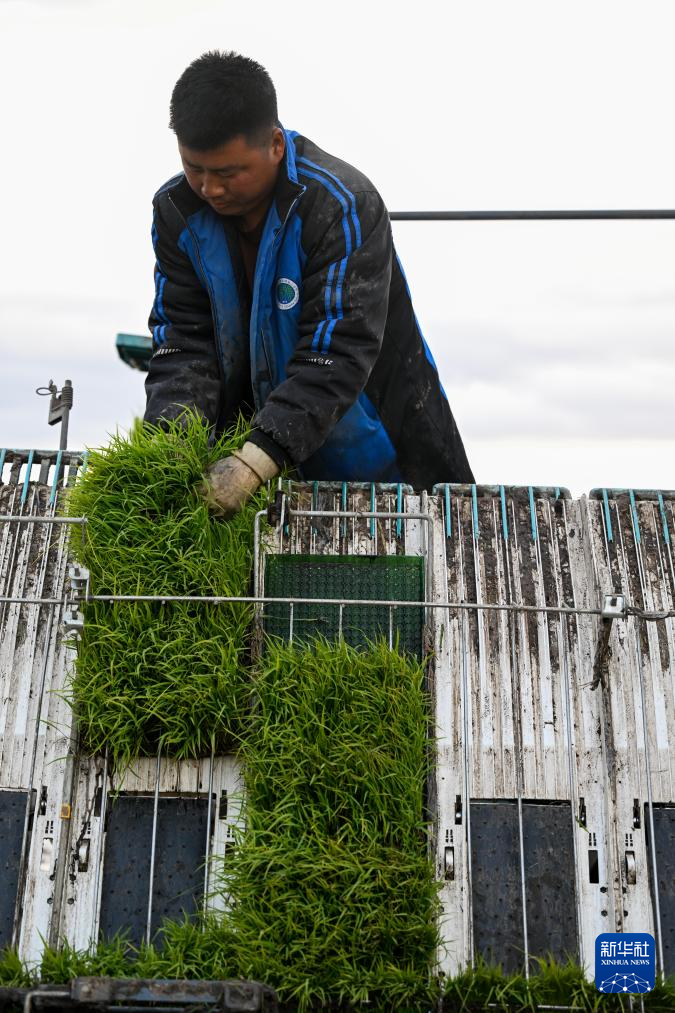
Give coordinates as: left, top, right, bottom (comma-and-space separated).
263, 554, 425, 656
221, 638, 440, 1009
4, 944, 675, 1011
66, 415, 264, 763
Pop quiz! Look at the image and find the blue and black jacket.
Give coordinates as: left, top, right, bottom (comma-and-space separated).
145, 130, 474, 487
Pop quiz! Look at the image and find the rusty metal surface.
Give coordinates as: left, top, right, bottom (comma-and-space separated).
0, 978, 278, 1011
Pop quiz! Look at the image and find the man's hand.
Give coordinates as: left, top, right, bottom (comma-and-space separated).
201, 441, 279, 518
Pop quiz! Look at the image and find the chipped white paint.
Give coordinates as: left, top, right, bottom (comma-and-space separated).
2, 457, 673, 981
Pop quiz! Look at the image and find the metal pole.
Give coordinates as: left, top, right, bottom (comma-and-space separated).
59, 380, 73, 451
389, 209, 675, 221
203, 752, 215, 913
145, 753, 162, 946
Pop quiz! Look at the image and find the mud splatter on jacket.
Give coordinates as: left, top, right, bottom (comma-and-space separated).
145, 129, 474, 487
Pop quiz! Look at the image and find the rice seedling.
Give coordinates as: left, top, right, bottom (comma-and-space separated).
221, 637, 441, 1011
39, 937, 134, 983
65, 413, 265, 762
442, 956, 675, 1012
0, 948, 33, 987
7, 940, 675, 1009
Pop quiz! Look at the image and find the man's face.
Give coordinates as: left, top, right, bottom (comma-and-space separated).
178, 128, 285, 220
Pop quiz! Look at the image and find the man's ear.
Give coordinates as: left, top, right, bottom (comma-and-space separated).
271, 127, 285, 164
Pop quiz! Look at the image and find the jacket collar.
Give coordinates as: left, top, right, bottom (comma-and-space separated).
273, 127, 305, 223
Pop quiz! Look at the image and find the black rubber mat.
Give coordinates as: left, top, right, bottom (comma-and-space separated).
99, 795, 209, 945
470, 799, 578, 972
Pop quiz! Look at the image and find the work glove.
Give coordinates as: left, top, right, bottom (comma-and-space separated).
201, 441, 279, 518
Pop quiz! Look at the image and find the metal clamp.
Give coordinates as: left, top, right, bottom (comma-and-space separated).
589, 593, 626, 690
63, 604, 84, 638
68, 565, 90, 599
601, 593, 626, 619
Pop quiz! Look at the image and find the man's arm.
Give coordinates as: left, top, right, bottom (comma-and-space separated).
144, 197, 222, 428
249, 188, 392, 464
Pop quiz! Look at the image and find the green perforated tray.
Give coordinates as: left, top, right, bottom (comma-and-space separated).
263, 554, 425, 657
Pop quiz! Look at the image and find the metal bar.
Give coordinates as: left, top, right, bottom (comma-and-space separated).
23, 990, 70, 1013
145, 753, 162, 946
338, 603, 344, 642
83, 594, 620, 615
252, 510, 266, 598
287, 508, 429, 520
517, 794, 530, 978
369, 483, 376, 539
0, 515, 87, 525
396, 484, 403, 538
0, 596, 64, 605
311, 480, 319, 535
92, 751, 110, 940
288, 602, 294, 643
389, 208, 675, 221
5, 591, 674, 621
203, 752, 215, 913
388, 605, 394, 650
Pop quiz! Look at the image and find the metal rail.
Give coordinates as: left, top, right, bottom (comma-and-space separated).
0, 515, 87, 525
390, 209, 675, 220
2, 592, 673, 622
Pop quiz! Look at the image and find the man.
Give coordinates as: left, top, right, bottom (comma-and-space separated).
145, 51, 474, 515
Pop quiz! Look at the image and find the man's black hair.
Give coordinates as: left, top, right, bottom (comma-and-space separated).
170, 50, 278, 151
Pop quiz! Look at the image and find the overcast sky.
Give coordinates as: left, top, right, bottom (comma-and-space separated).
1, 0, 673, 495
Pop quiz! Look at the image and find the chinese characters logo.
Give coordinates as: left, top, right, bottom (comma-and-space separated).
595, 933, 655, 993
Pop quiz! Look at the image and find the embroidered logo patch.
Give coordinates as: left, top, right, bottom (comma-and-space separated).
276, 278, 299, 310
